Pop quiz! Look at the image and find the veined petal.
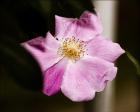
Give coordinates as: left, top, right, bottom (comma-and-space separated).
61, 56, 116, 101
21, 32, 61, 71
55, 11, 103, 41
43, 58, 68, 96
87, 35, 125, 62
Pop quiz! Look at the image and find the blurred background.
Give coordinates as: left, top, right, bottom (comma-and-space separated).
0, 0, 140, 112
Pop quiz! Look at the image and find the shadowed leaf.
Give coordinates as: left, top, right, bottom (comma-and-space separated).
0, 36, 43, 91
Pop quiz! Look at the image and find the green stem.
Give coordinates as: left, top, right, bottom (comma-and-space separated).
126, 51, 140, 75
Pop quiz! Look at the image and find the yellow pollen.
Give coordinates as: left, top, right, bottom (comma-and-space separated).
58, 36, 86, 62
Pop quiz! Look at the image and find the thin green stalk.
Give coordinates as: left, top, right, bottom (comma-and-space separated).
126, 51, 140, 75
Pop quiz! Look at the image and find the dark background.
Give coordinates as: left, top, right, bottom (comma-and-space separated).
0, 0, 140, 112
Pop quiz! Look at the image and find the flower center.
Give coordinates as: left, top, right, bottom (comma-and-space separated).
58, 36, 86, 62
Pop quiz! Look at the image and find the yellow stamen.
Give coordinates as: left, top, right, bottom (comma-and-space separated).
58, 36, 86, 62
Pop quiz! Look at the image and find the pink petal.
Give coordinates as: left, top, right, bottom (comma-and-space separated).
43, 58, 68, 96
87, 35, 125, 62
80, 11, 103, 35
55, 11, 103, 41
23, 36, 46, 51
45, 32, 60, 50
61, 56, 116, 101
55, 15, 75, 39
21, 32, 61, 71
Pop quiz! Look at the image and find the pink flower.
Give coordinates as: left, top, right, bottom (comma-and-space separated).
22, 11, 125, 102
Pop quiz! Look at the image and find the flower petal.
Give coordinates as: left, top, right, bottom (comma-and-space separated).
23, 36, 46, 51
55, 11, 103, 41
55, 15, 75, 39
21, 32, 61, 71
80, 11, 103, 35
43, 58, 68, 96
61, 56, 116, 101
87, 35, 125, 62
45, 32, 60, 50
